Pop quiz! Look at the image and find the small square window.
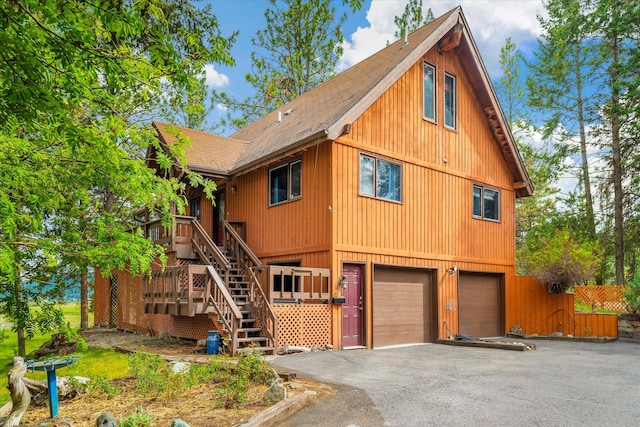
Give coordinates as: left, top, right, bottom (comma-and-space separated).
472, 184, 500, 221
269, 160, 302, 205
359, 153, 402, 202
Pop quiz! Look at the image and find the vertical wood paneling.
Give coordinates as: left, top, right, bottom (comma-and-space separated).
509, 276, 618, 337
226, 140, 332, 259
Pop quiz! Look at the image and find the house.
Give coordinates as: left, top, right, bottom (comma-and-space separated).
94, 6, 532, 354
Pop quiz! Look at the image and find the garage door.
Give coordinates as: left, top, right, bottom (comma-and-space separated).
373, 266, 434, 347
458, 273, 503, 338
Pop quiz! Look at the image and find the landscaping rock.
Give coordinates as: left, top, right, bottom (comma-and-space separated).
170, 419, 191, 427
96, 412, 117, 427
262, 379, 287, 404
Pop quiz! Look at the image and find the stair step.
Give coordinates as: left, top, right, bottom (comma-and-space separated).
241, 318, 256, 325
238, 327, 262, 333
237, 336, 267, 343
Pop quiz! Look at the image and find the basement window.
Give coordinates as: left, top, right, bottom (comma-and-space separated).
269, 160, 301, 205
473, 184, 500, 221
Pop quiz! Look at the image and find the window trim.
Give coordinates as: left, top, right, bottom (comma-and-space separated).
189, 196, 201, 221
269, 159, 302, 206
359, 152, 403, 203
423, 61, 436, 123
472, 184, 501, 222
444, 72, 457, 130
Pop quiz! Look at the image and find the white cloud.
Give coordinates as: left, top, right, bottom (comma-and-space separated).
203, 64, 230, 88
216, 103, 228, 111
339, 0, 545, 75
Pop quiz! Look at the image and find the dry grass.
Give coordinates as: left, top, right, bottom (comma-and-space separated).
11, 329, 333, 427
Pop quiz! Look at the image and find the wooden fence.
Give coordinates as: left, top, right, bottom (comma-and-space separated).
574, 285, 629, 313
507, 276, 618, 338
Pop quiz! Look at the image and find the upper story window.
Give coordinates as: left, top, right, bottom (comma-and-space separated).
269, 160, 301, 205
473, 184, 500, 221
359, 153, 402, 203
423, 61, 436, 121
444, 73, 456, 129
190, 197, 201, 221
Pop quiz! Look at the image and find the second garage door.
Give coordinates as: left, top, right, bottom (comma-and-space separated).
458, 272, 504, 338
373, 266, 435, 347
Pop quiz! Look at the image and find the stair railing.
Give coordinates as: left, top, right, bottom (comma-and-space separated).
223, 221, 278, 351
204, 266, 242, 355
190, 219, 231, 284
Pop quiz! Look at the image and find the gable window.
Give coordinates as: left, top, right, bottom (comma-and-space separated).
444, 73, 456, 129
359, 153, 402, 202
190, 197, 201, 221
473, 184, 500, 221
269, 160, 302, 205
423, 62, 436, 121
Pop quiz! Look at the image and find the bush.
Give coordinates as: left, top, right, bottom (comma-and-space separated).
216, 348, 272, 408
521, 229, 600, 293
120, 406, 152, 427
623, 270, 640, 314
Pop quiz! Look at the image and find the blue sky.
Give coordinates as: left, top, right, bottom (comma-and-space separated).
204, 0, 546, 110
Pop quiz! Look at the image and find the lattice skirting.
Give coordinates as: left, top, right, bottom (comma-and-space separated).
273, 304, 332, 348
146, 314, 215, 341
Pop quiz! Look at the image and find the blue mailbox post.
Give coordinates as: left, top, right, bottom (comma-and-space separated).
26, 356, 78, 418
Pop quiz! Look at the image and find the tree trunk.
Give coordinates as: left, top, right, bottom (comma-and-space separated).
610, 32, 625, 285
80, 269, 89, 329
3, 357, 31, 427
16, 328, 25, 359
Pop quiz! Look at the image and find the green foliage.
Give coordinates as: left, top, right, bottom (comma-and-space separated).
128, 350, 174, 399
216, 348, 272, 408
622, 270, 640, 314
0, 0, 235, 356
120, 406, 153, 427
214, 0, 346, 130
521, 228, 600, 292
87, 375, 121, 399
394, 0, 434, 39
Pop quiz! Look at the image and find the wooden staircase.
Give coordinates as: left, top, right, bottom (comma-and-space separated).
210, 255, 274, 354
144, 218, 277, 355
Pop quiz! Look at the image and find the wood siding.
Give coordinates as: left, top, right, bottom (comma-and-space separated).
226, 141, 332, 264
508, 276, 618, 337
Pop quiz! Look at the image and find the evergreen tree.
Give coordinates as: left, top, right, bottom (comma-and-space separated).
215, 0, 346, 129
394, 0, 434, 39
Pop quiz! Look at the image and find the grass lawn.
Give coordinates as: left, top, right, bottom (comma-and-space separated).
0, 303, 129, 405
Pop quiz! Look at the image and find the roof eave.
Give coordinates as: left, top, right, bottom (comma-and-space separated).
230, 129, 330, 176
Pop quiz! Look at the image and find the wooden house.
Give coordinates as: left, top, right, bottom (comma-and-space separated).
94, 7, 532, 354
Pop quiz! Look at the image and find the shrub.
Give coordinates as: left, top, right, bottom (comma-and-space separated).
622, 270, 640, 314
87, 375, 121, 399
521, 229, 600, 293
120, 406, 152, 427
216, 348, 272, 408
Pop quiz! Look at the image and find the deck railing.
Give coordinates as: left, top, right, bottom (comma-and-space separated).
143, 264, 242, 353
267, 266, 331, 304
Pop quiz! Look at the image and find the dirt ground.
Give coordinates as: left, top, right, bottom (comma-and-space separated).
14, 328, 334, 427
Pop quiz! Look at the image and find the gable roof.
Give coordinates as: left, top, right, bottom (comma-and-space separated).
153, 122, 248, 177
154, 6, 533, 197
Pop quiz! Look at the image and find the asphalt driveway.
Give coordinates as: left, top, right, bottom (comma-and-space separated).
271, 340, 640, 426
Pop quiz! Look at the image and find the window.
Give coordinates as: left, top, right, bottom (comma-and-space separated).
359, 154, 402, 202
423, 62, 436, 121
473, 184, 500, 221
190, 197, 201, 221
269, 160, 302, 205
444, 73, 456, 129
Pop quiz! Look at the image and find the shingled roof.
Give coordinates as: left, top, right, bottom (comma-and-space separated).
154, 6, 532, 197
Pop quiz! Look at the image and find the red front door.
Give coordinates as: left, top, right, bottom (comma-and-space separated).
342, 264, 363, 347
